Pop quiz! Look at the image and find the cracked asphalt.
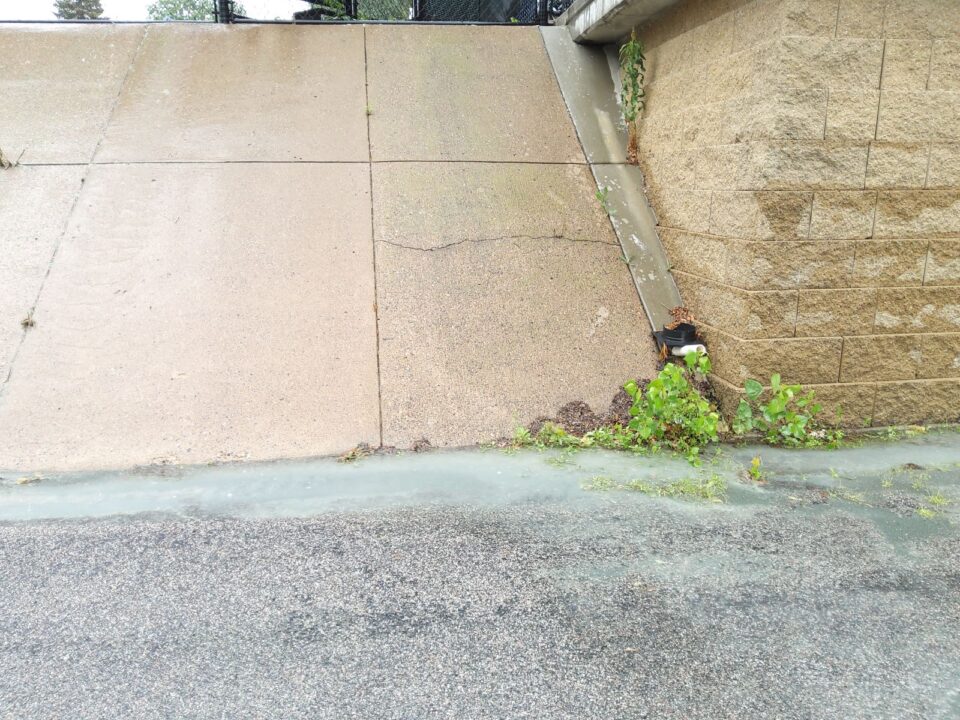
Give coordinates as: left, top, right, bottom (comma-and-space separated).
1, 443, 959, 719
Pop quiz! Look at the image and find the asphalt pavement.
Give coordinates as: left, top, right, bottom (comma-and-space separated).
1, 439, 959, 719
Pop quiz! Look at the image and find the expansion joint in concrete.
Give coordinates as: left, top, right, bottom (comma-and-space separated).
363, 24, 385, 449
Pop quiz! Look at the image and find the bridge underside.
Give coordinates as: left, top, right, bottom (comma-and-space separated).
0, 23, 658, 471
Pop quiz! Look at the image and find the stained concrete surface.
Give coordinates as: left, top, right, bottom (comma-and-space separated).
95, 24, 369, 163
1, 435, 959, 719
0, 24, 144, 164
0, 166, 85, 380
366, 25, 584, 162
0, 163, 380, 471
373, 162, 656, 448
0, 23, 656, 471
377, 236, 655, 447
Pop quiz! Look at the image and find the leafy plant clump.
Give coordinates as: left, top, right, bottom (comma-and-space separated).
618, 30, 646, 164
624, 351, 719, 462
733, 374, 842, 447
514, 352, 719, 464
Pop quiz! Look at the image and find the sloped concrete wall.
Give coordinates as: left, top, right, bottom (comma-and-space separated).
0, 23, 658, 471
633, 0, 960, 425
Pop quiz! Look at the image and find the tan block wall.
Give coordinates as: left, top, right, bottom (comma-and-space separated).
635, 0, 960, 426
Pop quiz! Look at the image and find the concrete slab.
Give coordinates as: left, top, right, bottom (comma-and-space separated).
95, 25, 368, 163
0, 166, 85, 381
0, 24, 145, 164
0, 163, 379, 472
374, 162, 656, 448
365, 26, 585, 162
373, 161, 615, 249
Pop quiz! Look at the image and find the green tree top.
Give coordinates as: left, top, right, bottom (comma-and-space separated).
53, 0, 105, 19
147, 0, 246, 20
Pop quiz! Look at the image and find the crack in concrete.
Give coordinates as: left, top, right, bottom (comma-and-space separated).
363, 25, 385, 449
378, 234, 617, 252
0, 26, 149, 398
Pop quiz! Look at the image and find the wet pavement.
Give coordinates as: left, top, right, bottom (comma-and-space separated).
1, 431, 959, 719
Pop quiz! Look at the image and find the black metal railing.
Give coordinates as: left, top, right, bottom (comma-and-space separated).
218, 0, 547, 24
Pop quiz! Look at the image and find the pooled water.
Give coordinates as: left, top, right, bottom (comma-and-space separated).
1, 429, 958, 526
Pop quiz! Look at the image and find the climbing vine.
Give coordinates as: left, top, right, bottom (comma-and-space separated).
619, 30, 646, 164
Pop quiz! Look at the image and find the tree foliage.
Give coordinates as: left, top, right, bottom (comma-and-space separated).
147, 0, 246, 21
53, 0, 105, 19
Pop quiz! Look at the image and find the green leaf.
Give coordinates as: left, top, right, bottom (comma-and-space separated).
744, 379, 763, 401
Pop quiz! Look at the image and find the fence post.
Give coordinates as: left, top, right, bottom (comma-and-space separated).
216, 0, 233, 22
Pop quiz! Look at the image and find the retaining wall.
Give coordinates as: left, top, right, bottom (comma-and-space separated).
633, 0, 960, 425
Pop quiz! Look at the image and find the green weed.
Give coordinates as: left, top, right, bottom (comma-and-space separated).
595, 186, 614, 214
618, 30, 645, 163
733, 373, 843, 448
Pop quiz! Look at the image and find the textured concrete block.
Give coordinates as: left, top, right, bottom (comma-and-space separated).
649, 188, 712, 233
866, 143, 931, 188
876, 91, 960, 143
929, 41, 960, 91
839, 334, 922, 382
747, 142, 869, 189
773, 36, 883, 90
836, 0, 884, 38
732, 0, 784, 52
852, 240, 929, 286
660, 229, 727, 283
744, 88, 830, 142
919, 334, 960, 378
872, 380, 960, 425
875, 287, 960, 334
883, 0, 960, 40
678, 189, 816, 240
809, 191, 877, 239
924, 240, 960, 285
724, 240, 854, 289
881, 40, 933, 90
700, 325, 843, 385
781, 0, 841, 37
926, 144, 960, 187
825, 90, 880, 140
709, 191, 762, 238
696, 144, 752, 190
796, 288, 877, 336
657, 147, 699, 188
755, 191, 815, 238
874, 190, 960, 238
804, 382, 878, 425
707, 43, 770, 99
673, 272, 799, 338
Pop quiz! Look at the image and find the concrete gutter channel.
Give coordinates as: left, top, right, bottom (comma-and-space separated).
541, 25, 681, 334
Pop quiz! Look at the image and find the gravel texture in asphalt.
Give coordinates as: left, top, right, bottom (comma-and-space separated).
1, 440, 959, 719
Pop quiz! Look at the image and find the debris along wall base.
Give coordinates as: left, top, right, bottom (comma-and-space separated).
619, 0, 960, 427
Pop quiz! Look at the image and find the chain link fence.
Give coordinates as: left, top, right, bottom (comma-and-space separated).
290, 0, 545, 22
